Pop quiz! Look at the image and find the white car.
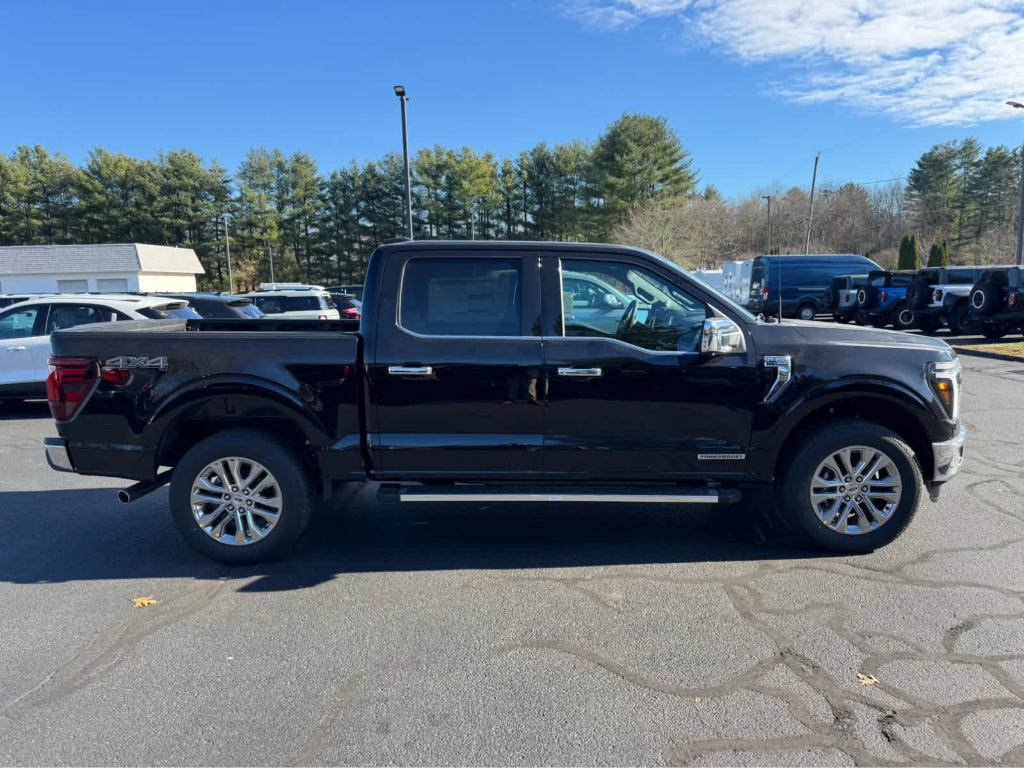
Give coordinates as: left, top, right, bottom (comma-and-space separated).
0, 295, 199, 401
240, 284, 341, 320
0, 293, 56, 310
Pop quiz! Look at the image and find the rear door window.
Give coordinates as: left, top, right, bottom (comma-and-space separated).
400, 258, 521, 336
946, 270, 976, 285
45, 304, 113, 333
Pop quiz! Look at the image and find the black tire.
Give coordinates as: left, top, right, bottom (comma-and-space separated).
916, 316, 941, 334
947, 302, 975, 336
777, 420, 922, 553
891, 302, 915, 331
833, 314, 850, 324
869, 316, 888, 328
169, 429, 315, 564
971, 284, 1002, 316
797, 303, 817, 321
980, 323, 1007, 340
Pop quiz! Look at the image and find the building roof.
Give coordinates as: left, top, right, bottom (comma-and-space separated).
0, 243, 205, 276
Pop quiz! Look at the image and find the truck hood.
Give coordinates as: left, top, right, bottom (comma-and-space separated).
754, 319, 956, 359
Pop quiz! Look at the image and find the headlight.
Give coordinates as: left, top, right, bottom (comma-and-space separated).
926, 360, 961, 420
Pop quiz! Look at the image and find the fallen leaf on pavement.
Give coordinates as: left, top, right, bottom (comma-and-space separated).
857, 673, 880, 686
132, 596, 158, 608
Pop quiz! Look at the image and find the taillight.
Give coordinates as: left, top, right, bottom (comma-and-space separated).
102, 368, 133, 386
47, 357, 99, 422
763, 287, 769, 302
318, 314, 328, 320
843, 292, 850, 301
1010, 292, 1017, 307
881, 290, 888, 302
934, 289, 943, 302
342, 308, 360, 319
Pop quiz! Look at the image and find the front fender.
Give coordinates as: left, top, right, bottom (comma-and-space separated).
746, 376, 946, 481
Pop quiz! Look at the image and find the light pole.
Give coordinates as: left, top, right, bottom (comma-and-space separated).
1009, 101, 1024, 266
222, 214, 234, 293
394, 85, 414, 239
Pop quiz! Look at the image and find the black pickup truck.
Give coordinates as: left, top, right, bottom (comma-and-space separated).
44, 240, 966, 563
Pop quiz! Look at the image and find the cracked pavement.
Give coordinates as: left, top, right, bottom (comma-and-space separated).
1, 353, 1023, 765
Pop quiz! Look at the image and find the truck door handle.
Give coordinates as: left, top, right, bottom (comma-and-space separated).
557, 367, 602, 378
6, 345, 26, 352
388, 365, 433, 377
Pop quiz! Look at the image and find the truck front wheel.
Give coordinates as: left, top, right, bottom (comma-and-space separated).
778, 421, 922, 553
169, 429, 314, 564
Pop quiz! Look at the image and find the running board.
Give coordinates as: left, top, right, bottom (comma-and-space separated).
385, 485, 739, 505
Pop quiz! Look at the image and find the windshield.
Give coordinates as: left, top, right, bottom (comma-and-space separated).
138, 306, 203, 320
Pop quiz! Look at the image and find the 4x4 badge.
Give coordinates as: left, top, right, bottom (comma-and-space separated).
104, 356, 168, 371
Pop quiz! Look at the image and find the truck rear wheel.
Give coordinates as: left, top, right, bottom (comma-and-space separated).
778, 420, 921, 553
169, 429, 314, 564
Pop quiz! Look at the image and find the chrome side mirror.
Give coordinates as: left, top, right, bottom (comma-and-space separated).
701, 317, 746, 355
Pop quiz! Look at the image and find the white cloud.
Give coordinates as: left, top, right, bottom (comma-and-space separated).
564, 0, 1024, 125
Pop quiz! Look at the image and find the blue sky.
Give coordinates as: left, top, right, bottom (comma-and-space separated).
2, 0, 1022, 197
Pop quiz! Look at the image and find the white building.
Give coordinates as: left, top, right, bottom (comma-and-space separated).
0, 243, 205, 294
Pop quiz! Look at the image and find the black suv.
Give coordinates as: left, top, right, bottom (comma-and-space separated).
969, 267, 1024, 339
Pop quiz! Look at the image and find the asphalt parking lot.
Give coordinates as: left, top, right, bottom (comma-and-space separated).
1, 352, 1023, 766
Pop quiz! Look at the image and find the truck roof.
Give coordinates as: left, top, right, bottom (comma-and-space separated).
377, 239, 649, 254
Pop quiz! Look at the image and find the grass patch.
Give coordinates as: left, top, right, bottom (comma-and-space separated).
953, 341, 1024, 360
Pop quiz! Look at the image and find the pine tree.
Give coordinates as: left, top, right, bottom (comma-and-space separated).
897, 234, 921, 270
588, 114, 696, 239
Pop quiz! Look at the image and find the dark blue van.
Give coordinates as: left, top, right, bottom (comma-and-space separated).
747, 254, 881, 320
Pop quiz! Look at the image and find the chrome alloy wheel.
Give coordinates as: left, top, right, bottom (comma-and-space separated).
190, 457, 283, 545
809, 445, 902, 535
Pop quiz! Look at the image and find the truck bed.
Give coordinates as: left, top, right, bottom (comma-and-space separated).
49, 319, 364, 483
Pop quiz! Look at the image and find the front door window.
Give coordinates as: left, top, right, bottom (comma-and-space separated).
560, 259, 709, 352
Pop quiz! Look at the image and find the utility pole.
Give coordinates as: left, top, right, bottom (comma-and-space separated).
223, 214, 234, 293
805, 151, 820, 255
1010, 102, 1024, 265
761, 194, 772, 254
394, 85, 414, 239
267, 244, 275, 284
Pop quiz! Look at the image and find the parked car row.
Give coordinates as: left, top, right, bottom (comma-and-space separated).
0, 283, 363, 401
822, 265, 1024, 338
